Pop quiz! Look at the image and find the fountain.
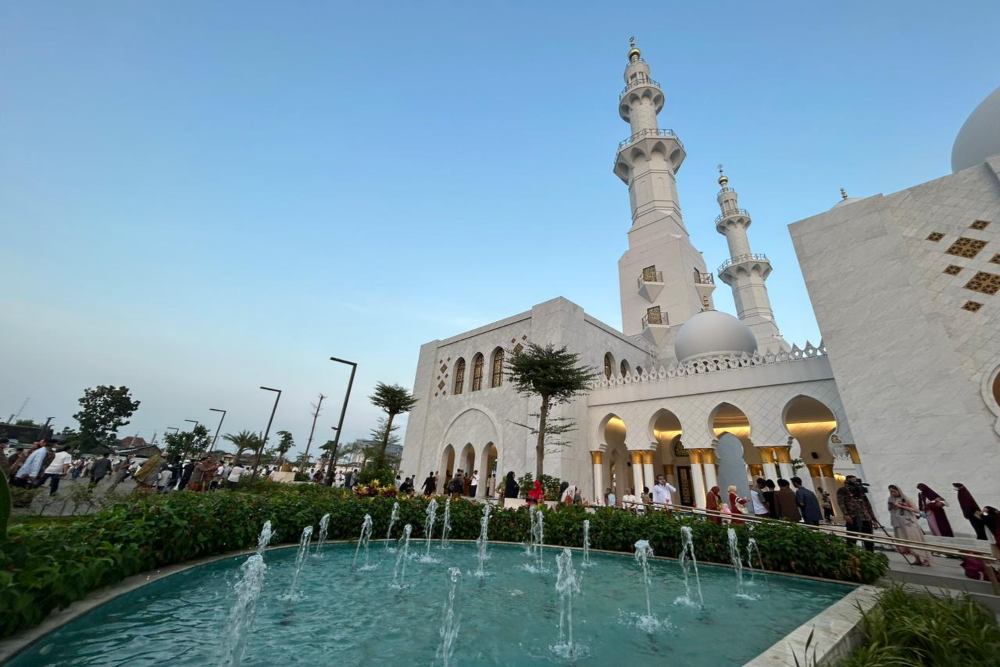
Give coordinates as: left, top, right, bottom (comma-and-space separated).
534, 509, 545, 571
385, 502, 399, 551
284, 525, 313, 600
220, 522, 272, 666
526, 505, 537, 555
475, 503, 492, 577
551, 548, 583, 660
422, 498, 439, 561
352, 514, 374, 571
436, 567, 462, 666
633, 539, 655, 626
441, 497, 452, 548
392, 524, 413, 588
676, 526, 704, 607
582, 519, 591, 567
314, 513, 330, 556
727, 528, 749, 598
746, 536, 767, 587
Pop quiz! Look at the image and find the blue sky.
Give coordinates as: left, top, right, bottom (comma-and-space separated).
3, 2, 997, 456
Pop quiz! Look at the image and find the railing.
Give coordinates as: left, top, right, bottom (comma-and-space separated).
636, 270, 663, 288
718, 253, 769, 273
715, 208, 751, 225
618, 127, 675, 150
642, 310, 667, 327
620, 76, 661, 99
694, 271, 714, 285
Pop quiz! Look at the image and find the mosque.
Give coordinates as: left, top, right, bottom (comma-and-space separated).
400, 42, 1000, 518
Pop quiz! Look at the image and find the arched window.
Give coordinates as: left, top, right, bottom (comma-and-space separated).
490, 348, 504, 387
636, 366, 643, 376
471, 353, 484, 391
453, 358, 465, 394
513, 343, 524, 355
620, 360, 631, 377
604, 352, 615, 379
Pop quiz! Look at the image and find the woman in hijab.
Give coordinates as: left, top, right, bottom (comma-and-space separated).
727, 485, 746, 526
888, 485, 931, 565
527, 479, 544, 506
916, 483, 954, 537
954, 482, 988, 540
705, 486, 722, 524
503, 471, 519, 502
561, 484, 579, 505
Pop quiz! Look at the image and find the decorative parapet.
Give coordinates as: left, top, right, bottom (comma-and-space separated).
591, 341, 826, 389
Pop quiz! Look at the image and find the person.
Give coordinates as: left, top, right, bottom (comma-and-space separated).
157, 465, 174, 493
705, 485, 723, 524
69, 459, 84, 480
487, 473, 496, 498
603, 487, 616, 508
470, 470, 479, 497
226, 463, 246, 488
343, 469, 354, 489
887, 485, 932, 566
42, 445, 72, 495
561, 484, 579, 505
178, 459, 195, 490
817, 486, 835, 523
89, 453, 112, 486
651, 475, 677, 509
953, 482, 987, 540
916, 483, 954, 537
527, 479, 544, 506
503, 471, 519, 504
763, 479, 779, 519
432, 471, 440, 494
791, 477, 821, 525
399, 476, 414, 495
448, 471, 464, 498
773, 479, 801, 522
422, 472, 436, 496
750, 478, 770, 519
189, 456, 216, 492
727, 485, 747, 525
622, 487, 640, 513
462, 472, 472, 497
13, 442, 49, 488
837, 475, 877, 551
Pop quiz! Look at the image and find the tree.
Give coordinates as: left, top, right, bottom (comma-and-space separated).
274, 430, 294, 466
505, 343, 595, 478
73, 386, 141, 453
223, 430, 262, 462
368, 382, 416, 467
163, 425, 210, 462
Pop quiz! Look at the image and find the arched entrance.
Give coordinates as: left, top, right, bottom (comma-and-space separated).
459, 443, 476, 479
440, 444, 455, 484
710, 402, 755, 499
784, 395, 841, 508
479, 442, 498, 498
649, 409, 688, 505
599, 414, 628, 504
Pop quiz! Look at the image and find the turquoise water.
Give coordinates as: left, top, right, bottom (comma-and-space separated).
8, 541, 851, 666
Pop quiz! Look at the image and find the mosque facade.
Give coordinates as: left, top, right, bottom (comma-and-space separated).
400, 44, 1000, 517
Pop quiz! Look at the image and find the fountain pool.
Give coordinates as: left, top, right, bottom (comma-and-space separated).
7, 541, 852, 666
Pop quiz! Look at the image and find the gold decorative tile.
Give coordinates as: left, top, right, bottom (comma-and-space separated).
964, 271, 1000, 295
991, 253, 1000, 265
943, 265, 962, 275
945, 237, 988, 258
926, 232, 944, 242
970, 220, 990, 231
962, 301, 983, 312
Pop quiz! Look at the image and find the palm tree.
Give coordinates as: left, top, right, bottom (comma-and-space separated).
274, 430, 294, 466
506, 343, 595, 478
223, 430, 261, 462
369, 382, 417, 464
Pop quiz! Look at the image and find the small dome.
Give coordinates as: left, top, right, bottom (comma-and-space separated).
952, 86, 1000, 173
674, 310, 758, 363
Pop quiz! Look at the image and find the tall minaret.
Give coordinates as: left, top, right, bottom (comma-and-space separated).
714, 168, 788, 353
616, 39, 714, 348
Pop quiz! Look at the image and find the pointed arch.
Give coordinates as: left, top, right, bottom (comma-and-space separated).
453, 358, 466, 394
490, 347, 504, 388
471, 353, 484, 391
620, 359, 631, 377
603, 352, 615, 380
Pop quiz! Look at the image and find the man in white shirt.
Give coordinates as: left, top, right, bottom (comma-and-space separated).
13, 442, 49, 488
227, 464, 246, 489
42, 445, 73, 495
470, 470, 479, 497
750, 478, 770, 518
651, 476, 677, 509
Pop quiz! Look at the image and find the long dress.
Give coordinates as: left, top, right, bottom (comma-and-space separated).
889, 496, 931, 565
917, 485, 954, 537
728, 491, 746, 526
705, 486, 722, 524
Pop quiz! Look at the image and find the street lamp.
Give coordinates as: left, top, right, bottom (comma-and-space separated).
185, 419, 200, 431
324, 356, 357, 485
252, 386, 282, 479
209, 408, 227, 452
166, 426, 180, 434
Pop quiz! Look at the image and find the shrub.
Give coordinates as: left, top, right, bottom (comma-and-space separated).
839, 585, 1000, 666
0, 486, 887, 640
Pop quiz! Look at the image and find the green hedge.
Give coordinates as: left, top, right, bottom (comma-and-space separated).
0, 485, 887, 640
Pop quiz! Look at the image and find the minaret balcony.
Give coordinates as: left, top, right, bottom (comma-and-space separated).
715, 208, 751, 233
637, 270, 664, 302
618, 128, 677, 150
614, 130, 686, 183
619, 77, 662, 100
717, 253, 772, 284
640, 309, 671, 348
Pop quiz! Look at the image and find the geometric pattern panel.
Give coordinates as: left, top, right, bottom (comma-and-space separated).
964, 271, 1000, 295
991, 253, 1000, 265
970, 220, 990, 230
945, 237, 988, 258
962, 300, 983, 312
926, 232, 945, 242
943, 264, 963, 275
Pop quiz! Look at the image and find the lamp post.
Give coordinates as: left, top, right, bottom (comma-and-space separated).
252, 386, 282, 479
209, 408, 227, 452
185, 419, 199, 431
166, 427, 180, 434
324, 356, 357, 485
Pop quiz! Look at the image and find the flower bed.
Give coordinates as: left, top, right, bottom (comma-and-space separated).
0, 484, 887, 640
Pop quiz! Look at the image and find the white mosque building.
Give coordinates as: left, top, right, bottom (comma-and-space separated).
400, 43, 1000, 518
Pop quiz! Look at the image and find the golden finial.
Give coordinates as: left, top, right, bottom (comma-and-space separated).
717, 164, 729, 187
840, 187, 848, 200
627, 36, 641, 61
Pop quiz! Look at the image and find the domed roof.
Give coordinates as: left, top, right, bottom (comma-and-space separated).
952, 86, 1000, 173
674, 310, 758, 363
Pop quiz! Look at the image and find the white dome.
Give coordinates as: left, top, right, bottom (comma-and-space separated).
952, 86, 1000, 173
674, 310, 758, 362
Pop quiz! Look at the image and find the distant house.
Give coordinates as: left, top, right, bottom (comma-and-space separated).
115, 444, 162, 459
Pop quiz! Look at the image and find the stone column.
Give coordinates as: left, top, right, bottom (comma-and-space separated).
689, 449, 707, 508
759, 447, 778, 480
702, 449, 719, 492
590, 451, 604, 505
629, 451, 644, 496
775, 446, 794, 480
641, 450, 655, 493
